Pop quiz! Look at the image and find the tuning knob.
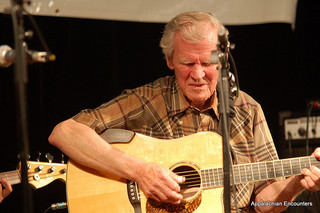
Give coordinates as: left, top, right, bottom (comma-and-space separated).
36, 165, 44, 172
48, 167, 56, 173
60, 168, 67, 174
61, 154, 65, 164
45, 153, 54, 163
17, 153, 30, 160
36, 152, 41, 162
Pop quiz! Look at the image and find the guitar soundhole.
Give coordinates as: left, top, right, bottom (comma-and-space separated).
146, 165, 202, 213
172, 165, 201, 200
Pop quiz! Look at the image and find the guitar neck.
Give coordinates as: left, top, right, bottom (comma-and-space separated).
0, 170, 21, 185
201, 156, 320, 189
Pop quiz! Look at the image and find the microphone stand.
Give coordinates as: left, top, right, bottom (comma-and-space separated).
10, 0, 33, 212
212, 29, 232, 213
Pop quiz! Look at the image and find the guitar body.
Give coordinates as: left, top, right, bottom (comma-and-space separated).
67, 131, 224, 213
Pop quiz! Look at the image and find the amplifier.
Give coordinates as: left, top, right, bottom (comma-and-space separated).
284, 116, 320, 140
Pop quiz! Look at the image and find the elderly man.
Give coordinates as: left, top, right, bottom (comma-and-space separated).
49, 11, 320, 212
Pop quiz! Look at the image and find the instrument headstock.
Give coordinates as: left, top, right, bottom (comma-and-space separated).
17, 160, 67, 189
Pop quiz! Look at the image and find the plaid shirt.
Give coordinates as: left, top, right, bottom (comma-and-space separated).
73, 75, 280, 212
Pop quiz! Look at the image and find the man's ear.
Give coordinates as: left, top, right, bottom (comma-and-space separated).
166, 56, 174, 70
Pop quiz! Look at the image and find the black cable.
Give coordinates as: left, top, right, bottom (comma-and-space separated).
43, 202, 68, 213
22, 8, 56, 61
228, 51, 240, 97
305, 104, 313, 155
43, 206, 51, 213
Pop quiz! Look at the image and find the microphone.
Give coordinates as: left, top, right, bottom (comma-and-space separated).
51, 202, 68, 210
0, 44, 55, 68
218, 29, 228, 51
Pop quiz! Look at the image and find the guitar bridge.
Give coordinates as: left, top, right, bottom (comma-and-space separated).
127, 180, 141, 213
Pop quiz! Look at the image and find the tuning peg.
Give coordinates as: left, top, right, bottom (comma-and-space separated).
17, 153, 30, 160
48, 166, 56, 173
61, 154, 65, 164
36, 152, 41, 162
45, 153, 54, 163
24, 30, 34, 39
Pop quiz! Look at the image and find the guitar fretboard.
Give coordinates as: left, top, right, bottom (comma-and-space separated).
201, 156, 320, 189
0, 170, 21, 185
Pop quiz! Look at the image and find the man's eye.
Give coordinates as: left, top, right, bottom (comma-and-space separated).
202, 62, 213, 67
182, 63, 194, 66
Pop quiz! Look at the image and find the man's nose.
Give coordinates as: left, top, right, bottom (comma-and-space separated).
190, 64, 205, 80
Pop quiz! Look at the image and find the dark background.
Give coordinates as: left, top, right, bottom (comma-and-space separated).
1, 1, 320, 212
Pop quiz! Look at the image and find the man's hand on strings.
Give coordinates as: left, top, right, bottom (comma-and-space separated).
300, 147, 320, 191
136, 163, 185, 205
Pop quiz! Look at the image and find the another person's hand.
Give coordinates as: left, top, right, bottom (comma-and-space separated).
136, 163, 185, 205
0, 178, 13, 203
300, 147, 320, 191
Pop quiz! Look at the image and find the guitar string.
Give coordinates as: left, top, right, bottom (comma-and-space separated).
133, 157, 320, 198
0, 171, 20, 182
0, 170, 65, 183
201, 157, 320, 186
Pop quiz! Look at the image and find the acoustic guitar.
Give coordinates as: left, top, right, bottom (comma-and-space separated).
66, 131, 320, 212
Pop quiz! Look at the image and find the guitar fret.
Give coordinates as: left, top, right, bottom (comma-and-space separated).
209, 168, 214, 187
245, 164, 253, 182
299, 158, 302, 172
300, 157, 312, 172
205, 169, 210, 188
266, 161, 275, 179
237, 165, 241, 184
259, 162, 267, 180
230, 167, 236, 185
205, 169, 209, 188
301, 157, 310, 169
291, 158, 301, 175
251, 163, 260, 181
208, 169, 214, 188
311, 157, 320, 168
238, 164, 246, 183
233, 165, 240, 185
265, 162, 268, 179
250, 164, 254, 181
257, 162, 261, 180
201, 169, 207, 189
272, 161, 276, 177
218, 168, 223, 187
282, 159, 292, 177
309, 157, 311, 169
273, 160, 283, 177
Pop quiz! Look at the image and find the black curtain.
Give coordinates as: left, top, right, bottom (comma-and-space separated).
0, 1, 319, 212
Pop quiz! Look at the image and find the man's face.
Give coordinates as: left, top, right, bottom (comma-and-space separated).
166, 23, 219, 110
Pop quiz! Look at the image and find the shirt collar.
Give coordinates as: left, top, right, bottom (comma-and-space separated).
168, 76, 219, 119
